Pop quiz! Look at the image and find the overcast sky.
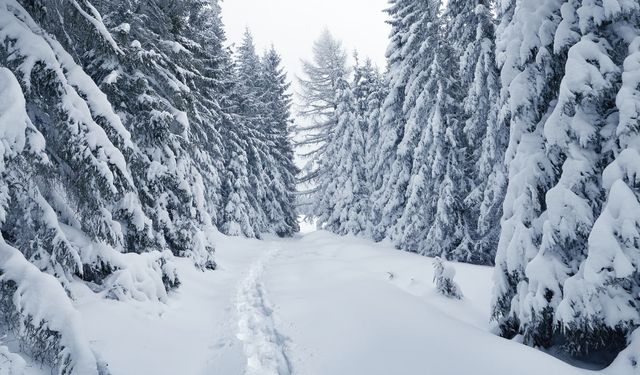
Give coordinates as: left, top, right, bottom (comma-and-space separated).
220, 0, 391, 101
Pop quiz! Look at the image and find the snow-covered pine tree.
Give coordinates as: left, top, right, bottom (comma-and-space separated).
420, 31, 467, 261
360, 63, 386, 227
369, 0, 440, 243
222, 29, 267, 238
383, 0, 468, 260
552, 1, 640, 360
222, 30, 299, 238
260, 46, 300, 236
449, 0, 505, 265
5, 0, 149, 271
84, 0, 221, 268
316, 55, 383, 235
315, 76, 369, 234
490, 0, 565, 339
0, 67, 102, 372
0, 0, 178, 372
353, 56, 384, 235
521, 0, 624, 350
296, 29, 349, 214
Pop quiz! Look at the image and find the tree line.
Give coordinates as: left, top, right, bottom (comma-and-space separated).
0, 0, 296, 372
299, 0, 640, 366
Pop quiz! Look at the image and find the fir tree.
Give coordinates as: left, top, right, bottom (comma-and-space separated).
450, 0, 505, 265
315, 77, 369, 234
490, 0, 564, 339
554, 1, 640, 360
522, 0, 622, 349
260, 46, 300, 236
369, 0, 440, 242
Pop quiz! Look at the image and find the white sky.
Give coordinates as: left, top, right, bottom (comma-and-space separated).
221, 0, 391, 102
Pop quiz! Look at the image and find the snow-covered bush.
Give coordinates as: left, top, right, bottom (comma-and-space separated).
432, 257, 463, 300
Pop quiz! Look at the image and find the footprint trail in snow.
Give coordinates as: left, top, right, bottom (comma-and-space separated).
235, 248, 293, 375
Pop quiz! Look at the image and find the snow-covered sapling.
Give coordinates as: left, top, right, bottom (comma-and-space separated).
433, 257, 463, 299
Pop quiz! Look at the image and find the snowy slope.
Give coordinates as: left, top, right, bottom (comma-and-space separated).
6, 225, 625, 374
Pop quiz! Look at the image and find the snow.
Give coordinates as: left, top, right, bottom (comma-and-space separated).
0, 343, 26, 375
0, 242, 100, 374
0, 68, 28, 162
30, 228, 608, 375
62, 224, 174, 303
235, 248, 292, 375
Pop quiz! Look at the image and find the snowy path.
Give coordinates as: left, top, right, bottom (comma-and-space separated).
62, 228, 608, 375
260, 231, 592, 375
235, 247, 292, 375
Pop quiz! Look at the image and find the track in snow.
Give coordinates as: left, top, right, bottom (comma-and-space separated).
235, 248, 293, 375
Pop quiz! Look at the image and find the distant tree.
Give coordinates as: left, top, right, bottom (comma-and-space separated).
315, 77, 368, 234
260, 46, 300, 236
296, 29, 349, 213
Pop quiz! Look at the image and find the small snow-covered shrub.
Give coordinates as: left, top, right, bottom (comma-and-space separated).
433, 257, 463, 299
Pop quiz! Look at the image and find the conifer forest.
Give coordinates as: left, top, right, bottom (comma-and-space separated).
0, 0, 640, 374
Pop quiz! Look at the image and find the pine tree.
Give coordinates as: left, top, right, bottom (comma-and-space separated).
260, 46, 300, 236
421, 38, 466, 260
223, 30, 299, 238
553, 1, 640, 359
450, 0, 505, 265
369, 0, 440, 242
85, 0, 222, 268
0, 0, 177, 371
490, 0, 565, 339
521, 0, 622, 349
361, 65, 386, 224
222, 29, 267, 237
433, 257, 464, 299
315, 77, 369, 234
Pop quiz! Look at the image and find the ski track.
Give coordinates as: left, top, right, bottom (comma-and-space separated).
235, 247, 293, 375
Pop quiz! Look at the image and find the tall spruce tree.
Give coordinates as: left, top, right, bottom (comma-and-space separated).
224, 29, 267, 237
373, 0, 441, 248
552, 0, 640, 360
223, 30, 299, 238
260, 46, 300, 236
490, 0, 565, 339
522, 0, 621, 349
0, 0, 185, 372
366, 0, 414, 240
422, 41, 467, 261
449, 0, 505, 265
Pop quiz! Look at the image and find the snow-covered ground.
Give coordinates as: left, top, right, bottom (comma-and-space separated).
5, 224, 625, 374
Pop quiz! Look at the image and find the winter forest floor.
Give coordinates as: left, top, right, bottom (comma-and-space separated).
3, 221, 623, 375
